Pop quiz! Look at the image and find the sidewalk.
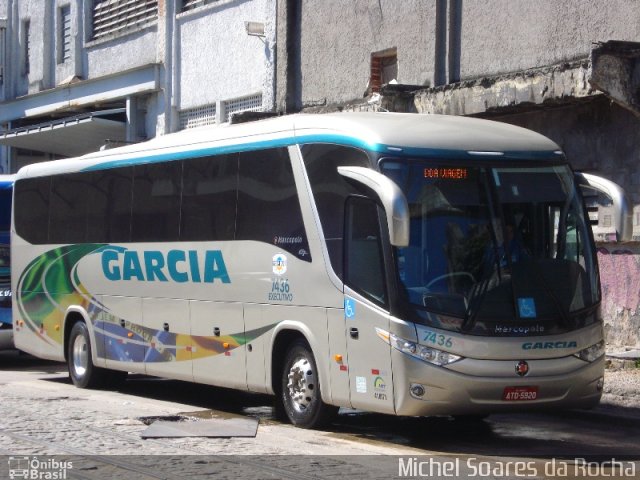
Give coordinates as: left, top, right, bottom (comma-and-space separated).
607, 349, 640, 361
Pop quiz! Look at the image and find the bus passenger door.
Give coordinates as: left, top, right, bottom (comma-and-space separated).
343, 196, 395, 414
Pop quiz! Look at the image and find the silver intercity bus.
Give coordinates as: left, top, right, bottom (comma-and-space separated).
12, 113, 626, 428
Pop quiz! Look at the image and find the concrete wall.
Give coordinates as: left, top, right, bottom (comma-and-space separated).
459, 0, 640, 80
297, 0, 640, 107
84, 27, 159, 79
299, 0, 436, 108
177, 0, 275, 111
1, 0, 159, 93
597, 245, 640, 349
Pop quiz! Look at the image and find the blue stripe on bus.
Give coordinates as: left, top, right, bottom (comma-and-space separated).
80, 133, 561, 171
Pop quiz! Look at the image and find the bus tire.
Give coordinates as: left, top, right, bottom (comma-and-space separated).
280, 339, 337, 428
67, 321, 107, 389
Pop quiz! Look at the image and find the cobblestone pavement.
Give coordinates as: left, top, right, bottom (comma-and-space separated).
1, 351, 639, 479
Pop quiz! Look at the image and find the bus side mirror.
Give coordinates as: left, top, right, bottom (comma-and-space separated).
337, 166, 409, 247
575, 172, 632, 242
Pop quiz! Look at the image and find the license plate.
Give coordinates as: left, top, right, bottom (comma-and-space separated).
503, 386, 538, 401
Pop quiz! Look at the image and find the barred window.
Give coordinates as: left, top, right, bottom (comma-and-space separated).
59, 5, 72, 63
221, 93, 263, 123
179, 104, 217, 130
22, 20, 30, 76
181, 0, 221, 13
0, 25, 5, 83
92, 0, 158, 40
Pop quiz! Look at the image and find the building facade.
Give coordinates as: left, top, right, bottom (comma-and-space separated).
0, 0, 275, 171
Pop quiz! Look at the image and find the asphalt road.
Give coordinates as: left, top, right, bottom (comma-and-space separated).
0, 350, 638, 479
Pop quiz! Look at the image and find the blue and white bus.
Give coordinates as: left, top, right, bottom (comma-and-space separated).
0, 175, 15, 350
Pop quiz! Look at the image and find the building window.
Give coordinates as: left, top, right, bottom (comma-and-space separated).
181, 0, 220, 13
91, 0, 158, 41
221, 93, 263, 123
22, 20, 30, 76
369, 48, 397, 94
59, 5, 72, 64
0, 24, 5, 84
179, 104, 217, 130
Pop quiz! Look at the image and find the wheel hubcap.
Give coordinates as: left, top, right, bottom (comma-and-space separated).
72, 334, 88, 378
286, 357, 316, 413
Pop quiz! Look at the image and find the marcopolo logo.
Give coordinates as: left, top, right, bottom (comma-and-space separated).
101, 247, 230, 284
522, 341, 578, 350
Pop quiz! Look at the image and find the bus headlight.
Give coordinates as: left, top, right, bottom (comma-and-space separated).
573, 340, 605, 362
377, 328, 462, 366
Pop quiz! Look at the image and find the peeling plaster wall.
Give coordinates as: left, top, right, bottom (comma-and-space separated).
598, 246, 640, 348
414, 61, 595, 117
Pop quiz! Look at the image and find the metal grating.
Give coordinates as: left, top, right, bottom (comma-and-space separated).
92, 0, 158, 40
222, 93, 263, 123
181, 0, 221, 13
179, 104, 217, 130
0, 26, 5, 83
23, 20, 30, 75
60, 5, 72, 62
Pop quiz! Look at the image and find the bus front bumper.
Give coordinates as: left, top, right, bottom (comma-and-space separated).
392, 350, 604, 417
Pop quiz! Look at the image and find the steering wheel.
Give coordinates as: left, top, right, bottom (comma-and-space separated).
425, 272, 476, 290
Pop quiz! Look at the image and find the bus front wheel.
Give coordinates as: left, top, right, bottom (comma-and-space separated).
67, 321, 107, 389
280, 340, 337, 428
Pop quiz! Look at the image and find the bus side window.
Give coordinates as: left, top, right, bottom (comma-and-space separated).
236, 148, 311, 260
180, 154, 238, 242
131, 162, 182, 242
14, 177, 51, 245
49, 173, 91, 244
300, 144, 371, 278
344, 196, 387, 307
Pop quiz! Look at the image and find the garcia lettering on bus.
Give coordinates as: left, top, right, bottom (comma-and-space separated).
101, 248, 231, 283
521, 340, 577, 350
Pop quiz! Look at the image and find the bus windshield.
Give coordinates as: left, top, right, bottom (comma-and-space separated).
381, 159, 599, 336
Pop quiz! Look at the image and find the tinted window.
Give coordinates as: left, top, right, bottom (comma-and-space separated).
301, 144, 371, 277
345, 196, 387, 306
236, 148, 310, 260
131, 162, 182, 242
87, 168, 133, 243
15, 177, 51, 244
49, 172, 91, 243
0, 189, 12, 233
181, 154, 238, 241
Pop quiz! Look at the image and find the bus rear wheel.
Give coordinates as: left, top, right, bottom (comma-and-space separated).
67, 321, 107, 389
280, 339, 337, 429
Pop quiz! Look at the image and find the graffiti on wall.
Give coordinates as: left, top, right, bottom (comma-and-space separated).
597, 246, 640, 348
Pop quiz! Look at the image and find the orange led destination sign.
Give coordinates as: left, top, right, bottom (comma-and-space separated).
424, 167, 468, 179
